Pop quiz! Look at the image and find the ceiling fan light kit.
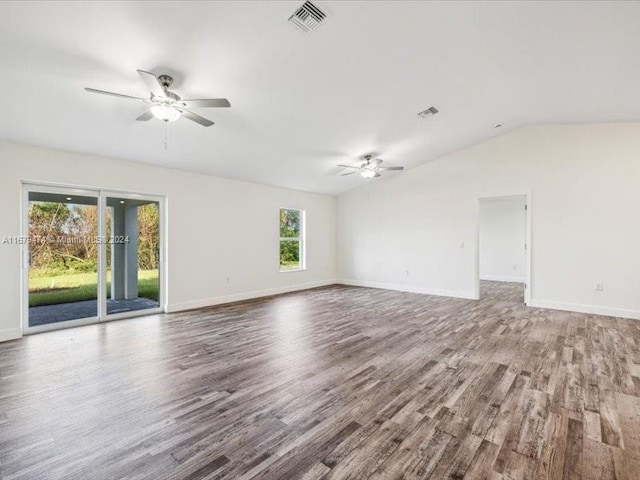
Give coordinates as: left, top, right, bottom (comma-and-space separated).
150, 104, 181, 122
85, 69, 230, 127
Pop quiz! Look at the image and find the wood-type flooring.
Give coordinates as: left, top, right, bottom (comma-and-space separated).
1, 281, 639, 479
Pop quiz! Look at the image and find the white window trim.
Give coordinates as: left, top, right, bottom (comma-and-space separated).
21, 181, 167, 335
279, 208, 306, 272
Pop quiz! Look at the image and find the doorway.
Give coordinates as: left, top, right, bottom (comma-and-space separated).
475, 194, 531, 305
22, 184, 165, 334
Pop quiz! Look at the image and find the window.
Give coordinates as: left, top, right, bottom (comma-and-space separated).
279, 208, 305, 271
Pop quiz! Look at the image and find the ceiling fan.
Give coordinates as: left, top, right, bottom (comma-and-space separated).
338, 154, 405, 179
85, 70, 230, 127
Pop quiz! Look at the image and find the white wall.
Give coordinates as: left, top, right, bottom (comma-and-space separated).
479, 196, 526, 283
337, 124, 640, 320
0, 141, 337, 342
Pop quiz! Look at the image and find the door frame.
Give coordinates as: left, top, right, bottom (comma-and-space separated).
21, 181, 167, 335
473, 192, 532, 305
100, 190, 166, 321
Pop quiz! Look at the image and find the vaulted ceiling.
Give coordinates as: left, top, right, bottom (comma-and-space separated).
1, 1, 639, 195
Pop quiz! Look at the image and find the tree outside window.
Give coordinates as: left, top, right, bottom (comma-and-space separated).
280, 208, 305, 271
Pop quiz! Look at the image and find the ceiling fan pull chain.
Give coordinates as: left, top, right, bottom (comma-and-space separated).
163, 123, 168, 151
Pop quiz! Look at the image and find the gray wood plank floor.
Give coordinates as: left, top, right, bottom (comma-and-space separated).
1, 281, 639, 479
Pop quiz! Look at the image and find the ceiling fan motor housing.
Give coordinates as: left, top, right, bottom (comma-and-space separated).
157, 74, 174, 89
161, 91, 180, 102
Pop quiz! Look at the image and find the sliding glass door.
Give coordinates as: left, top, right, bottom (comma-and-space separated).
23, 185, 164, 333
26, 188, 100, 328
103, 193, 161, 318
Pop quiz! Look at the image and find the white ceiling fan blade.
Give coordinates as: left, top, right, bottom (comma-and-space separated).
136, 110, 154, 121
180, 98, 231, 108
377, 166, 404, 171
137, 69, 165, 98
179, 108, 214, 127
370, 158, 383, 167
341, 170, 359, 176
85, 87, 148, 102
337, 164, 360, 169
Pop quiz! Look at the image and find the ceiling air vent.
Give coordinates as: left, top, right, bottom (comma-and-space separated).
417, 106, 439, 119
288, 1, 327, 33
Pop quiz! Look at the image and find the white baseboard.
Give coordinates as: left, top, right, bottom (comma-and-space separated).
166, 280, 337, 313
480, 275, 525, 283
0, 327, 22, 343
337, 279, 475, 300
528, 299, 640, 321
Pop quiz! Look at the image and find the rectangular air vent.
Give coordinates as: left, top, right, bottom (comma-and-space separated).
288, 1, 327, 33
417, 106, 439, 119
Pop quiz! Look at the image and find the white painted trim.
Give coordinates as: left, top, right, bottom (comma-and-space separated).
98, 191, 107, 320
103, 307, 164, 322
0, 328, 22, 342
166, 280, 337, 313
21, 183, 101, 335
21, 183, 167, 335
479, 275, 525, 283
529, 299, 640, 321
338, 279, 475, 300
100, 190, 167, 319
278, 207, 306, 272
20, 179, 165, 202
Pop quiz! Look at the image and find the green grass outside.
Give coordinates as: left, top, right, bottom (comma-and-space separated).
280, 261, 302, 271
29, 270, 159, 307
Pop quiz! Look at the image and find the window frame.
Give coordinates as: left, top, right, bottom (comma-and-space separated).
279, 208, 306, 273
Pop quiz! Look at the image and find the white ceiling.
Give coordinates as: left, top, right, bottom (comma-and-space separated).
1, 1, 639, 195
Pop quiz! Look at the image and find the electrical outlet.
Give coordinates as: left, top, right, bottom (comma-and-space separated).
405, 270, 410, 277
513, 264, 518, 270
595, 283, 604, 291
226, 276, 231, 284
